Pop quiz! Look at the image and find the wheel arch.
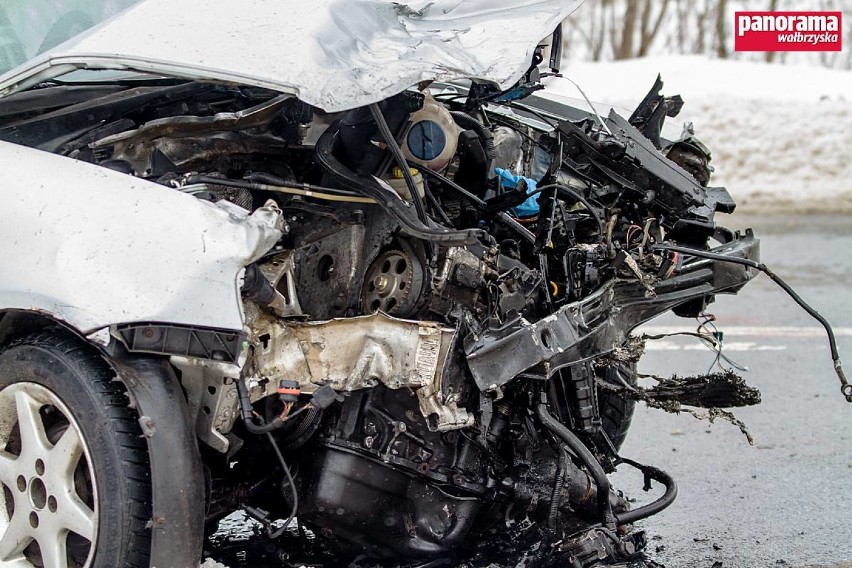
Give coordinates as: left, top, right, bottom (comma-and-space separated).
0, 309, 206, 568
0, 309, 91, 350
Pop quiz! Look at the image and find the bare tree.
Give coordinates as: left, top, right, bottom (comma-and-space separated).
638, 0, 671, 56
560, 0, 849, 70
566, 0, 608, 61
693, 0, 705, 54
610, 0, 639, 60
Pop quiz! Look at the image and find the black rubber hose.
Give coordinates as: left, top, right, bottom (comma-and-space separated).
235, 377, 284, 434
280, 405, 322, 450
535, 183, 605, 235
614, 458, 678, 525
314, 120, 484, 244
652, 243, 851, 403
548, 446, 569, 529
185, 173, 370, 201
369, 103, 429, 223
244, 171, 292, 185
417, 166, 536, 245
537, 398, 677, 527
535, 402, 616, 529
450, 111, 496, 160
418, 166, 486, 206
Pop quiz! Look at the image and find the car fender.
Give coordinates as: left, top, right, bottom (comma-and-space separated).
0, 140, 283, 334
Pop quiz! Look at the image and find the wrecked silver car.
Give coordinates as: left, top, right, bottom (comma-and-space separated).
0, 1, 848, 567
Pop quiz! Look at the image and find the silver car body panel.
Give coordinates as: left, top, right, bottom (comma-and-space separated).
0, 140, 284, 333
0, 0, 583, 112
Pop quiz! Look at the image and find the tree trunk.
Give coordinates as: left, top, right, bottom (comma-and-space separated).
764, 0, 780, 62
715, 0, 729, 58
638, 0, 671, 57
614, 0, 639, 60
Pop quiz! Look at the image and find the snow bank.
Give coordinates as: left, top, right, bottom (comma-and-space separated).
543, 56, 852, 213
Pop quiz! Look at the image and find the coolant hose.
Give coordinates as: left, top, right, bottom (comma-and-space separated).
535, 402, 616, 529
450, 111, 496, 161
614, 458, 678, 525
369, 103, 429, 223
536, 402, 678, 528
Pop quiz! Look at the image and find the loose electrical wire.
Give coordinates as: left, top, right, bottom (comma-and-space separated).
553, 75, 615, 137
652, 243, 852, 403
424, 185, 453, 225
368, 103, 429, 223
282, 403, 314, 423
625, 224, 642, 249
519, 183, 605, 234
696, 313, 749, 374
418, 166, 486, 207
233, 378, 301, 538
417, 166, 536, 245
495, 100, 559, 129
265, 432, 299, 539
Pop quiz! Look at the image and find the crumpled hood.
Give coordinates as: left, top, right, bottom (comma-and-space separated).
0, 0, 583, 112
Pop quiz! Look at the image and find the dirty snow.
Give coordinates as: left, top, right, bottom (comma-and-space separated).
544, 55, 852, 213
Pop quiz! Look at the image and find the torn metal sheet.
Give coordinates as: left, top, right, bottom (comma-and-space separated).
464, 232, 760, 391
249, 311, 472, 431
172, 358, 242, 453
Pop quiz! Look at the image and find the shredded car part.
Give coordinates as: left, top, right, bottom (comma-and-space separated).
597, 370, 761, 444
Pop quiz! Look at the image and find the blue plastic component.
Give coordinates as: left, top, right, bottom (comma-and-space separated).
495, 167, 540, 217
406, 120, 447, 161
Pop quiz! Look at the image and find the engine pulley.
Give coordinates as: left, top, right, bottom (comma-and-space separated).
361, 248, 424, 317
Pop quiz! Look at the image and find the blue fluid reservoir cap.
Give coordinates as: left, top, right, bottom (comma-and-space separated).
406, 120, 447, 162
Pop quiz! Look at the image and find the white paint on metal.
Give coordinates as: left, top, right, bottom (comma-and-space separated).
0, 141, 284, 333
0, 0, 583, 112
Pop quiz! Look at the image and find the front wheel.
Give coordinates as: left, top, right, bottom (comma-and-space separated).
597, 362, 638, 452
0, 333, 152, 568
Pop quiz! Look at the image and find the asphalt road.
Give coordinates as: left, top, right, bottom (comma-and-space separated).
207, 214, 852, 568
620, 213, 852, 568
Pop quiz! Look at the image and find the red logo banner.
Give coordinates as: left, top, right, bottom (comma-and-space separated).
735, 11, 842, 52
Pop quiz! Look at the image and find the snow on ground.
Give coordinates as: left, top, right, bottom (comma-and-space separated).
542, 55, 852, 213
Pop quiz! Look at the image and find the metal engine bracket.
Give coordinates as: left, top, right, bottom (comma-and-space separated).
249, 311, 472, 431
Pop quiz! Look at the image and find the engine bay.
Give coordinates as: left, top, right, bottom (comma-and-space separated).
0, 73, 772, 566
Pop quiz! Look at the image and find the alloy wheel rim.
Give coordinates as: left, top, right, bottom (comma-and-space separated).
0, 382, 98, 568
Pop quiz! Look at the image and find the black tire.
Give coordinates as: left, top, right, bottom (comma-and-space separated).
597, 362, 637, 451
0, 332, 152, 568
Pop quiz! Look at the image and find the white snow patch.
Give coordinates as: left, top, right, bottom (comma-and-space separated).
542, 56, 852, 213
